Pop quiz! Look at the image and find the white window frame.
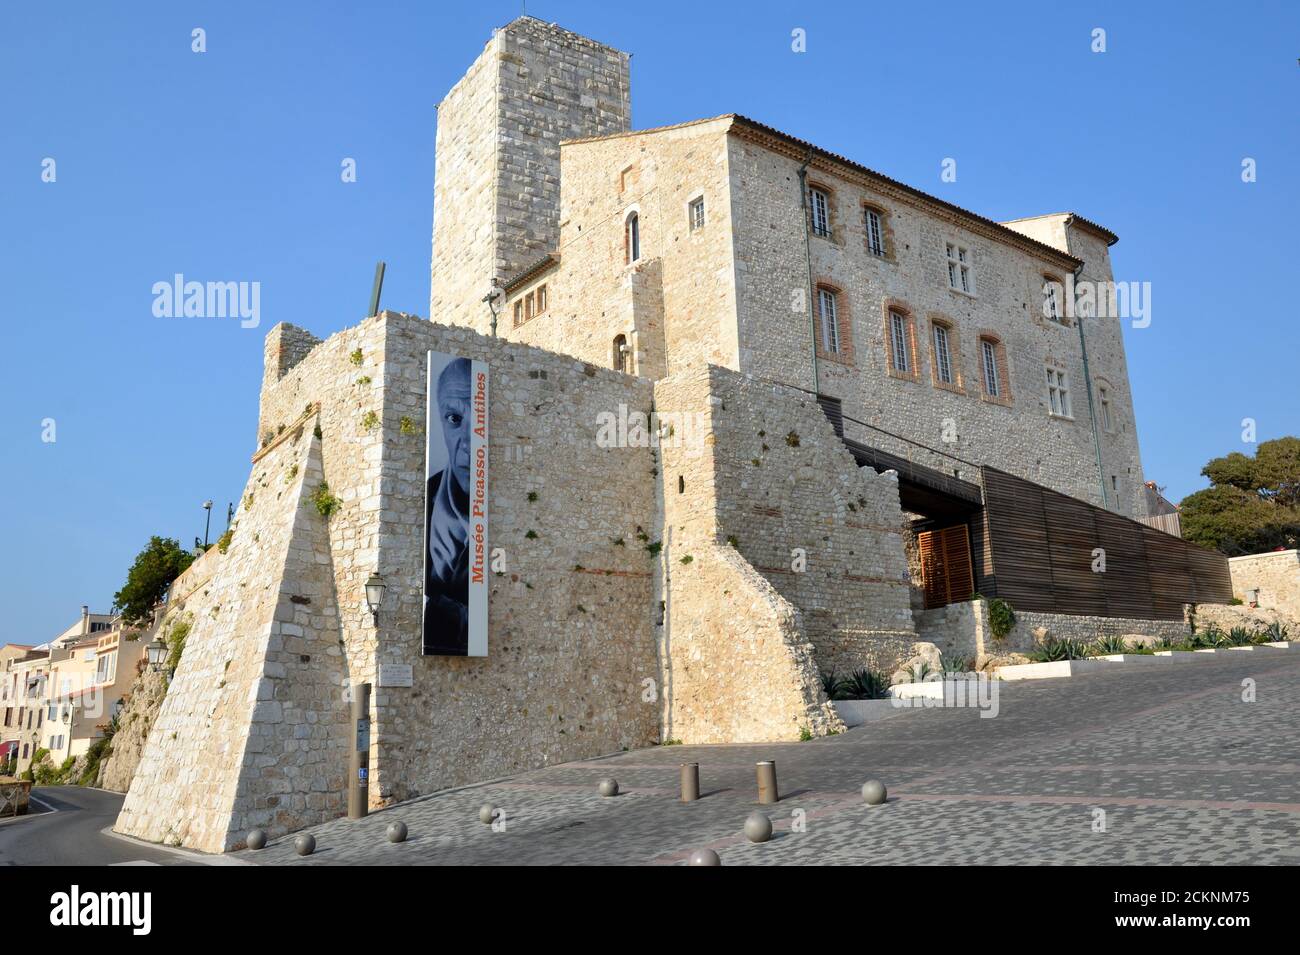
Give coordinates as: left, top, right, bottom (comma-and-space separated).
933, 322, 953, 385
96, 651, 116, 685
809, 188, 830, 238
981, 339, 1000, 397
1047, 367, 1073, 418
865, 207, 885, 256
946, 242, 974, 294
818, 288, 840, 354
889, 310, 910, 373
688, 196, 705, 232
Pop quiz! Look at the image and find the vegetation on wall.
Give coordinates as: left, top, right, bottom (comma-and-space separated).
166, 616, 192, 671
986, 597, 1016, 641
113, 537, 196, 625
311, 482, 341, 519
1180, 436, 1300, 555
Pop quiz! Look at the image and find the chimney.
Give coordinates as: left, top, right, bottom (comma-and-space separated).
81, 605, 89, 634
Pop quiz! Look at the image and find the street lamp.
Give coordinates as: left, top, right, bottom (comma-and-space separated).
202, 500, 214, 548
364, 573, 386, 626
146, 636, 169, 670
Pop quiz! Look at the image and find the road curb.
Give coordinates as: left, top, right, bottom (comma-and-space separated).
100, 826, 254, 866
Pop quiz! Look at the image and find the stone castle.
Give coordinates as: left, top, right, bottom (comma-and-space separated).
114, 17, 1218, 853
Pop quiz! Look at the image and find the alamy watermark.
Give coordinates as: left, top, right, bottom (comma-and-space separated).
152, 274, 260, 328
1043, 275, 1151, 328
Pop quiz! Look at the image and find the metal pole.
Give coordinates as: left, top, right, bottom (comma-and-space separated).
348, 683, 371, 819
756, 760, 779, 804
202, 506, 212, 547
680, 762, 699, 802
368, 262, 386, 318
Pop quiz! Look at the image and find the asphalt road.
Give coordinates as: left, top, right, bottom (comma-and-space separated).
0, 785, 199, 866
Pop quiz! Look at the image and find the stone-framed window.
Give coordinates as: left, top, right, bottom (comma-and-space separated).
814, 282, 852, 363
1097, 380, 1115, 432
863, 204, 890, 258
613, 333, 632, 374
977, 333, 1012, 405
928, 316, 963, 393
808, 184, 832, 239
625, 212, 641, 264
535, 284, 547, 315
688, 195, 705, 232
946, 241, 975, 295
1046, 365, 1073, 418
1042, 272, 1068, 324
883, 301, 919, 381
512, 301, 524, 327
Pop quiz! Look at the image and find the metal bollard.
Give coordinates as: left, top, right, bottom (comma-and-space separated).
681, 762, 700, 802
756, 760, 779, 804
348, 683, 372, 820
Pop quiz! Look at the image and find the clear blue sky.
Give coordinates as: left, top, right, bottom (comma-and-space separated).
2, 1, 1297, 640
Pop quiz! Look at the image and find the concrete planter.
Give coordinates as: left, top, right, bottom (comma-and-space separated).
995, 659, 1117, 681
831, 699, 903, 727
1154, 650, 1212, 659
1261, 641, 1293, 649
888, 681, 947, 700
1091, 654, 1173, 666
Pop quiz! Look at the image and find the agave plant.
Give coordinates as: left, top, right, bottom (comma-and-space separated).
1090, 634, 1130, 656
941, 654, 974, 675
1152, 634, 1181, 651
841, 667, 892, 700
1028, 636, 1093, 662
821, 670, 848, 701
1262, 621, 1289, 643
1226, 626, 1255, 647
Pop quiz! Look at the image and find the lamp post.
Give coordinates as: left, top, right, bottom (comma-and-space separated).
202, 500, 213, 548
364, 573, 386, 627
146, 636, 168, 671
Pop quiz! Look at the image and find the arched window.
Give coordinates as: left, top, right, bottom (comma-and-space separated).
625, 212, 640, 264
613, 334, 631, 373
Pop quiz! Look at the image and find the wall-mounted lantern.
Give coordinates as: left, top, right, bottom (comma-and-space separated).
364, 573, 387, 626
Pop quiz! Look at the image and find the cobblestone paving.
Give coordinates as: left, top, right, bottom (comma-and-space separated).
245, 650, 1300, 865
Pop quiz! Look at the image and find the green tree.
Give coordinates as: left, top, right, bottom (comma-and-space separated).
1181, 437, 1300, 555
113, 536, 195, 625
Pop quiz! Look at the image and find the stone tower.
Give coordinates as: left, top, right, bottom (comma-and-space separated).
430, 17, 631, 332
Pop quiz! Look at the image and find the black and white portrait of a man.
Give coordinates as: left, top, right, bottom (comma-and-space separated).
423, 351, 488, 656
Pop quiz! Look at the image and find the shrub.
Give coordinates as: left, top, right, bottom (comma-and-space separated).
986, 598, 1016, 641
349, 347, 363, 366
216, 528, 233, 555
798, 726, 814, 742
399, 415, 419, 435
166, 617, 192, 671
311, 482, 341, 519
360, 410, 379, 431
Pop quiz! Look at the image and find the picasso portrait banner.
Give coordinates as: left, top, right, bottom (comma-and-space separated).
423, 351, 488, 656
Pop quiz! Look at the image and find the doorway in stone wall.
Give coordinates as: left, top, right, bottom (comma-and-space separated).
916, 524, 974, 609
